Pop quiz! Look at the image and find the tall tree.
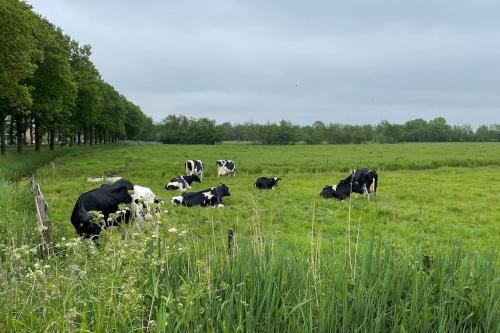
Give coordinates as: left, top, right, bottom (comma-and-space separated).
69, 43, 101, 145
30, 18, 77, 151
0, 0, 40, 154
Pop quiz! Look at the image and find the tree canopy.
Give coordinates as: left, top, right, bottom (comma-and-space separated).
0, 0, 151, 154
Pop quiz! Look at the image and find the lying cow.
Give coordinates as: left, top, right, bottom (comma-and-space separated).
254, 177, 281, 190
165, 175, 201, 191
71, 179, 162, 240
130, 185, 163, 227
216, 160, 236, 177
171, 184, 230, 207
320, 168, 378, 201
185, 160, 204, 181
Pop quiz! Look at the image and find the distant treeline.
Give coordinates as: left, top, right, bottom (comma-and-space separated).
154, 115, 500, 144
0, 0, 154, 155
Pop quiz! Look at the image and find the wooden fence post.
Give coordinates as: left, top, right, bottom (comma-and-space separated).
30, 178, 52, 255
228, 228, 235, 259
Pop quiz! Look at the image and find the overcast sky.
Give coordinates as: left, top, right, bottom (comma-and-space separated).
29, 0, 500, 126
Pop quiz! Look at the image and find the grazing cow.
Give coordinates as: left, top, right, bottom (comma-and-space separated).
165, 175, 201, 191
185, 160, 204, 181
171, 184, 230, 207
320, 168, 378, 201
254, 177, 281, 190
216, 159, 236, 177
130, 185, 163, 227
71, 179, 133, 239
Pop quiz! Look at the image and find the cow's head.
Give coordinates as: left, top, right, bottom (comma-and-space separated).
217, 184, 231, 197
191, 174, 201, 183
273, 177, 282, 186
79, 215, 102, 239
320, 185, 335, 198
171, 196, 183, 206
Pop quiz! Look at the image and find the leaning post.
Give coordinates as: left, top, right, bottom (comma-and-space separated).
30, 177, 52, 255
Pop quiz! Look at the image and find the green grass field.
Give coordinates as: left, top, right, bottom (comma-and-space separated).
0, 143, 499, 332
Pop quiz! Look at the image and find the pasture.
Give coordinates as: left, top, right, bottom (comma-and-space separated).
0, 143, 499, 332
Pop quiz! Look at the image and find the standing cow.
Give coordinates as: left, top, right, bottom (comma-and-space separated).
71, 179, 133, 240
71, 179, 162, 240
185, 160, 204, 181
216, 159, 236, 177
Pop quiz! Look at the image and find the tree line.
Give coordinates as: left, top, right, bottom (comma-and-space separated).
0, 0, 153, 155
3, 2, 498, 151
153, 115, 500, 145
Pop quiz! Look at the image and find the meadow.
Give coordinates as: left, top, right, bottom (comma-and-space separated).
0, 143, 499, 332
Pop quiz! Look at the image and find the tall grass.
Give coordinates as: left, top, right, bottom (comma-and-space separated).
0, 221, 497, 332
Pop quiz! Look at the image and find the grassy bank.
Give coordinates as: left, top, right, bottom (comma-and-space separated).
0, 145, 122, 180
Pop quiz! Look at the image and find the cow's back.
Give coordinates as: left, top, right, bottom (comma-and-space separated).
71, 180, 133, 226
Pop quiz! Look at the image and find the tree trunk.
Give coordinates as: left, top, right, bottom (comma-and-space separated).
0, 114, 6, 155
29, 119, 33, 145
77, 131, 81, 145
89, 126, 93, 146
34, 117, 41, 152
49, 128, 55, 150
8, 116, 14, 145
15, 114, 23, 153
22, 121, 26, 144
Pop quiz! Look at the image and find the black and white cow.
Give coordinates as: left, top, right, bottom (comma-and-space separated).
71, 180, 162, 239
216, 160, 236, 177
185, 160, 204, 181
254, 177, 281, 190
171, 184, 230, 207
165, 175, 201, 191
320, 168, 378, 201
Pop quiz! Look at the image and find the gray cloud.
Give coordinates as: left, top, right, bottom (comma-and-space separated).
29, 0, 500, 126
